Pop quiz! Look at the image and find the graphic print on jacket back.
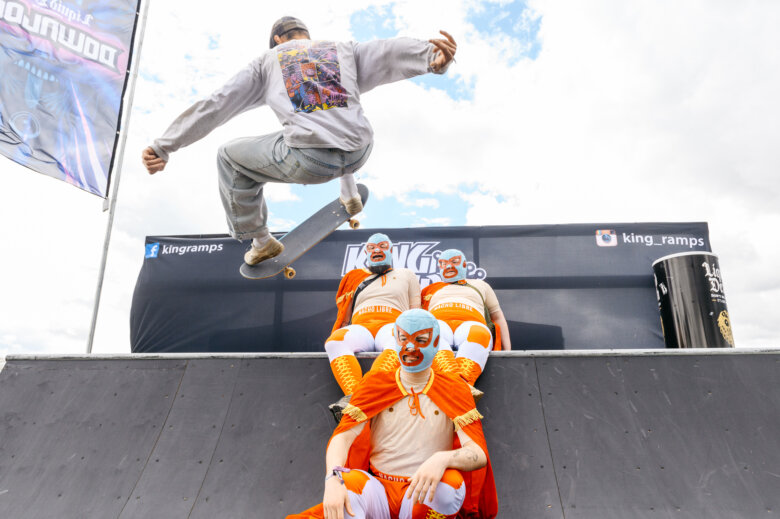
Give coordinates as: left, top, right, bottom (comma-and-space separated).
277, 41, 348, 113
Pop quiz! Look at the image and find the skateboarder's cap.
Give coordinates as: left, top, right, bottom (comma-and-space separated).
270, 17, 309, 48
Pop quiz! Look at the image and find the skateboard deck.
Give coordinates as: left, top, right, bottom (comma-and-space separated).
239, 184, 369, 280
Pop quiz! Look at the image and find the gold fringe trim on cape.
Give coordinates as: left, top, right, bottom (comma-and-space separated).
335, 270, 372, 304
336, 291, 354, 305
343, 403, 367, 422
453, 408, 483, 431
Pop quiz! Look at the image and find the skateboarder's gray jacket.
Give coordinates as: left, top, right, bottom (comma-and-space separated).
152, 38, 449, 161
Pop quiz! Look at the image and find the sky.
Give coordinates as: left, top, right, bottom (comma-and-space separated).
1, 0, 779, 355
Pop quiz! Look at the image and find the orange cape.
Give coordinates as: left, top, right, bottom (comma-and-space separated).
421, 282, 502, 350
332, 269, 373, 333
334, 368, 498, 519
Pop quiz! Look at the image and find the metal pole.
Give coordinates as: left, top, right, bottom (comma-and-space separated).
87, 0, 151, 353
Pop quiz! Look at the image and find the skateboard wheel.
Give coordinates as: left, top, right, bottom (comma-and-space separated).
349, 219, 360, 229
284, 267, 296, 279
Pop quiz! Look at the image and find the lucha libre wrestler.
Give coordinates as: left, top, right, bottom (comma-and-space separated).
287, 309, 498, 519
326, 233, 420, 400
422, 249, 511, 386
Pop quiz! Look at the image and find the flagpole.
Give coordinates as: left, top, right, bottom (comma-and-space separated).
87, 0, 151, 353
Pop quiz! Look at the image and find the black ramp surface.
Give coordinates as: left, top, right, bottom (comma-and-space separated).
538, 354, 780, 518
119, 359, 238, 518
0, 359, 186, 519
1, 352, 779, 518
479, 356, 564, 516
187, 357, 342, 518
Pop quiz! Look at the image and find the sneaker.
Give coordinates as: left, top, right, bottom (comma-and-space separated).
340, 196, 363, 216
328, 394, 352, 424
244, 237, 284, 265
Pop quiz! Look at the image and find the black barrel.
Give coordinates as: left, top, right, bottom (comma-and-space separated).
652, 252, 734, 348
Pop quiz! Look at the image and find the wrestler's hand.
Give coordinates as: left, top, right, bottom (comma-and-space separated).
142, 146, 167, 175
323, 476, 354, 519
429, 30, 457, 72
407, 451, 448, 505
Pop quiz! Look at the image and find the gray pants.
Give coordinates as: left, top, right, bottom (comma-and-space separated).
217, 131, 372, 240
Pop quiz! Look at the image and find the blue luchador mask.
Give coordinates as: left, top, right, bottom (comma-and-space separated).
438, 248, 467, 283
393, 309, 440, 373
365, 233, 393, 269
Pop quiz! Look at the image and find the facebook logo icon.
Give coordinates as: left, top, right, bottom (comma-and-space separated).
145, 243, 160, 259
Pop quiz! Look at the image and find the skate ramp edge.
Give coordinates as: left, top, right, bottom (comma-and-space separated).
0, 349, 778, 518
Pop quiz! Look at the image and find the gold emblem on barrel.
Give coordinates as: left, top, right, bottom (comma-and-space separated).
717, 310, 734, 346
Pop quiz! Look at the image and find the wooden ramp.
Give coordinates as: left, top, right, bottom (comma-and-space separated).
0, 350, 778, 518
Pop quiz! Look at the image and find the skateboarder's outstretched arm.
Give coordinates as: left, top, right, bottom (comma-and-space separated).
353, 31, 457, 93
142, 62, 266, 173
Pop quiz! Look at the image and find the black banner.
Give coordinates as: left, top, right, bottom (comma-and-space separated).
130, 223, 711, 352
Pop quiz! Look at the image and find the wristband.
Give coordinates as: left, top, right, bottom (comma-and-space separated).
325, 466, 350, 485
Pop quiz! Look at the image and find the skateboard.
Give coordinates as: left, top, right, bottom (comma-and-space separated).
239, 184, 369, 280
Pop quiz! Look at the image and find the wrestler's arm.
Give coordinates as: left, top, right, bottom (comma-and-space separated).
333, 273, 354, 330
484, 282, 511, 350
323, 423, 365, 519
491, 309, 512, 350
342, 306, 354, 328
406, 429, 487, 504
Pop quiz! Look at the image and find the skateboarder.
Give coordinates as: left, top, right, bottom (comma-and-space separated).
141, 16, 457, 265
287, 309, 498, 519
422, 249, 512, 386
327, 233, 420, 399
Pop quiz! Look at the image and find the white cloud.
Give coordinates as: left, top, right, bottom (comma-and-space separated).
400, 198, 440, 209
266, 185, 302, 203
267, 217, 299, 231
417, 217, 452, 227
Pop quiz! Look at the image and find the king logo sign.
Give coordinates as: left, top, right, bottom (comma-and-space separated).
341, 241, 487, 287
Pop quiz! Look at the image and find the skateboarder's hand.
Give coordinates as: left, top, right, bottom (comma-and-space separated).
142, 146, 167, 175
429, 30, 457, 72
323, 476, 355, 519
